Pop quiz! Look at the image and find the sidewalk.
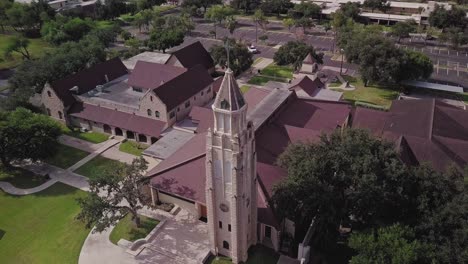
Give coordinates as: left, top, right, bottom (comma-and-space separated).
68, 138, 121, 172
59, 135, 106, 153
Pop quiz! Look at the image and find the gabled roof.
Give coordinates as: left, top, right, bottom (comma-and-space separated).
50, 58, 128, 107
154, 64, 213, 110
68, 103, 166, 138
213, 68, 245, 111
127, 61, 186, 90
303, 53, 317, 64
289, 76, 324, 96
352, 99, 468, 171
170, 41, 214, 70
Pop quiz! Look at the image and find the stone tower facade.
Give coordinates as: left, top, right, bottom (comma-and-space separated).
205, 68, 257, 263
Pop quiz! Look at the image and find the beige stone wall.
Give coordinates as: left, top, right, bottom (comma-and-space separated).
157, 191, 198, 217
41, 84, 66, 123
167, 84, 214, 126
138, 92, 169, 123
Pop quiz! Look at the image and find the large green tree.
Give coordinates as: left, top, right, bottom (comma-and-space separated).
273, 40, 323, 70
181, 0, 222, 14
41, 16, 96, 45
210, 38, 253, 75
363, 0, 390, 13
77, 157, 149, 230
4, 35, 31, 60
260, 0, 293, 17
349, 224, 427, 264
391, 19, 416, 43
204, 5, 235, 39
429, 5, 467, 30
147, 28, 184, 53
0, 108, 61, 167
271, 129, 408, 251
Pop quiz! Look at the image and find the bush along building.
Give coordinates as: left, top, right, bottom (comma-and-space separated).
41, 41, 215, 144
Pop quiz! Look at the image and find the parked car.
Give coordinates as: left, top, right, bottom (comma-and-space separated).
247, 45, 258, 53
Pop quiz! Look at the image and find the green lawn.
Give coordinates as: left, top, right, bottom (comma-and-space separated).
241, 85, 251, 94
261, 64, 293, 79
247, 75, 288, 86
0, 166, 49, 189
119, 141, 149, 156
153, 4, 176, 12
44, 144, 90, 169
109, 214, 159, 245
331, 76, 399, 109
207, 245, 279, 264
0, 183, 91, 263
62, 125, 109, 144
0, 34, 54, 70
75, 156, 124, 180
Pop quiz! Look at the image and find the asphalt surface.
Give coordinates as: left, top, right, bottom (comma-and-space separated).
153, 17, 467, 88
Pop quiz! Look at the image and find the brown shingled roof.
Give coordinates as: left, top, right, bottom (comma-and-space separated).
154, 64, 213, 110
127, 61, 186, 90
352, 99, 468, 171
50, 58, 128, 107
289, 76, 324, 96
68, 103, 166, 138
170, 41, 214, 70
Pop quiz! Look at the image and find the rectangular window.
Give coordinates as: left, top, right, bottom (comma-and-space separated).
185, 101, 190, 108
219, 221, 222, 229
228, 224, 231, 232
201, 91, 204, 96
132, 87, 143, 92
169, 111, 175, 119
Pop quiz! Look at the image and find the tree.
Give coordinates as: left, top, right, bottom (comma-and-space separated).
339, 1, 361, 20
77, 157, 149, 231
230, 0, 261, 14
441, 27, 468, 49
205, 5, 234, 39
4, 36, 31, 60
273, 41, 323, 71
0, 108, 61, 167
294, 17, 313, 33
41, 16, 96, 45
225, 16, 237, 35
349, 224, 427, 264
399, 50, 433, 81
0, 0, 13, 33
363, 0, 390, 13
253, 9, 268, 43
5, 0, 54, 35
271, 129, 408, 251
391, 19, 416, 43
292, 1, 321, 19
283, 17, 294, 32
429, 5, 467, 29
210, 38, 253, 75
181, 0, 222, 14
147, 28, 184, 53
260, 0, 293, 17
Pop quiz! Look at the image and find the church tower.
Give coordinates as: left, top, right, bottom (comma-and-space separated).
205, 68, 257, 263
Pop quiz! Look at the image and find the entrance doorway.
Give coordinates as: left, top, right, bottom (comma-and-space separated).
265, 225, 272, 239
103, 124, 111, 134
115, 127, 123, 136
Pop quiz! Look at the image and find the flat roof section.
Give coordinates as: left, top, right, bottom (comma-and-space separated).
402, 80, 465, 93
143, 128, 195, 160
123, 52, 171, 70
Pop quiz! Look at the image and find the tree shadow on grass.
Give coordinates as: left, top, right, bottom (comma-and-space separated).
0, 229, 5, 240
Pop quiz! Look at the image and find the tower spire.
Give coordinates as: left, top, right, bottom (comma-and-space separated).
213, 66, 245, 112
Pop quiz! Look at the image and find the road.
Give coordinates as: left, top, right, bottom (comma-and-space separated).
125, 16, 468, 88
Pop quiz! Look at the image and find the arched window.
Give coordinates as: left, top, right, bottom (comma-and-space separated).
223, 241, 229, 250
155, 111, 160, 118
47, 91, 52, 97
150, 96, 153, 102
58, 111, 63, 119
147, 109, 152, 116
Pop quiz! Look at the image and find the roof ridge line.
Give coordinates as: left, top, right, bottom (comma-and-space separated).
149, 153, 206, 178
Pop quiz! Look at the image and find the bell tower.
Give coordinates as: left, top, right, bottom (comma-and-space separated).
205, 68, 257, 263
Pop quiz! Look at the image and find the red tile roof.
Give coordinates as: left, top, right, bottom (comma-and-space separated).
50, 58, 128, 107
171, 41, 214, 70
68, 103, 166, 138
154, 65, 213, 110
127, 61, 186, 90
353, 99, 468, 171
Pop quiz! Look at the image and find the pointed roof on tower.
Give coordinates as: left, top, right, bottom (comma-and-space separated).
213, 68, 246, 111
303, 53, 317, 65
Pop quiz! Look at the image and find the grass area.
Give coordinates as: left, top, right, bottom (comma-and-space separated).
207, 245, 279, 264
119, 140, 149, 156
0, 166, 49, 189
0, 34, 54, 70
61, 125, 109, 144
75, 156, 124, 180
247, 75, 288, 86
331, 76, 399, 109
261, 64, 293, 79
109, 214, 159, 245
153, 4, 176, 13
44, 144, 90, 169
241, 85, 251, 94
0, 183, 91, 263
96, 20, 116, 29
459, 93, 468, 105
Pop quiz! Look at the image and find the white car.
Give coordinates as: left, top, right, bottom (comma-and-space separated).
247, 45, 258, 53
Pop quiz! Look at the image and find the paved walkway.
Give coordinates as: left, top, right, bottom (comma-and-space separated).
0, 179, 58, 195
68, 138, 121, 171
79, 208, 209, 264
59, 135, 106, 153
100, 144, 161, 171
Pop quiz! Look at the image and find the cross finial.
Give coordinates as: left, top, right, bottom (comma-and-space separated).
224, 40, 230, 70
